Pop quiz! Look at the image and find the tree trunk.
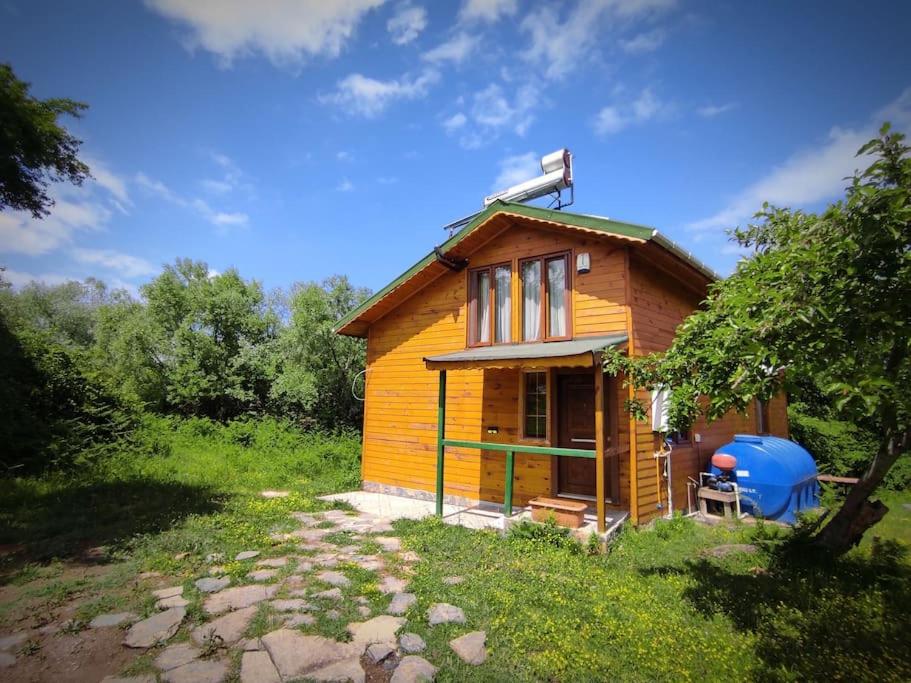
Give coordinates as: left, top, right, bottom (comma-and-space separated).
812, 428, 908, 555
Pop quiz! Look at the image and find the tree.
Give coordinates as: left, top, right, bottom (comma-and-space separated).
141, 259, 278, 420
271, 275, 369, 429
604, 125, 910, 555
0, 63, 90, 218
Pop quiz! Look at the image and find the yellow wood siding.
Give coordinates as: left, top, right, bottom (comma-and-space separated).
627, 258, 789, 524
363, 223, 628, 504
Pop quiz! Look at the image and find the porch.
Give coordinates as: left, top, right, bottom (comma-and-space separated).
321, 490, 630, 539
423, 333, 629, 533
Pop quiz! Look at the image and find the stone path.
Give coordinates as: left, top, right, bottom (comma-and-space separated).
0, 504, 491, 681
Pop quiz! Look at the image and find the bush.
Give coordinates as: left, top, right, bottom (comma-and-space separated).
789, 404, 910, 491
0, 320, 134, 475
506, 517, 583, 554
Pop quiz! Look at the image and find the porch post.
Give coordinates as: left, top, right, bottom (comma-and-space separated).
594, 359, 606, 533
504, 450, 515, 517
435, 370, 447, 517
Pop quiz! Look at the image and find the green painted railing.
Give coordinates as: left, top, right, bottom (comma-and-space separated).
437, 437, 596, 516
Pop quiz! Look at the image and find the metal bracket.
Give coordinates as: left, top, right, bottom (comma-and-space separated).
433, 246, 468, 271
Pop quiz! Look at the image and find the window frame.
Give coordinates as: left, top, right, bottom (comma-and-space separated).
519, 369, 550, 443
666, 429, 692, 446
755, 398, 771, 434
518, 250, 573, 343
467, 261, 512, 348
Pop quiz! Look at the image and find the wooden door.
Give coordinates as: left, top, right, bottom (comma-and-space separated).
557, 374, 597, 497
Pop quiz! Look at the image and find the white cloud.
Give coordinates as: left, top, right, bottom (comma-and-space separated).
448, 84, 540, 149
319, 69, 439, 117
336, 178, 354, 192
520, 0, 676, 79
71, 247, 157, 278
688, 87, 911, 232
144, 0, 385, 66
209, 210, 249, 227
377, 176, 398, 184
1, 268, 141, 298
1, 268, 79, 288
84, 157, 131, 206
0, 161, 128, 256
336, 150, 352, 161
201, 151, 250, 195
697, 102, 738, 118
421, 32, 478, 65
593, 88, 664, 135
492, 152, 540, 191
442, 112, 467, 133
477, 84, 538, 134
459, 0, 517, 23
387, 3, 427, 45
136, 172, 249, 232
620, 28, 665, 54
201, 178, 232, 194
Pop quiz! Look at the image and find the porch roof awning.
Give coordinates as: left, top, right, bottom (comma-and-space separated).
423, 333, 628, 370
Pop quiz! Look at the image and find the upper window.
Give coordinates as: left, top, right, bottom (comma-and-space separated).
520, 252, 571, 342
468, 263, 511, 346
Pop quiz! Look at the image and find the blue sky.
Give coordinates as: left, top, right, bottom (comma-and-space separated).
2, 0, 910, 296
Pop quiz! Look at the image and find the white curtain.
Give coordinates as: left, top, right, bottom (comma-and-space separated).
522, 260, 541, 341
494, 266, 511, 343
547, 258, 566, 337
477, 270, 490, 343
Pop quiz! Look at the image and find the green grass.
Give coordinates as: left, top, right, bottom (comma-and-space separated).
0, 417, 909, 682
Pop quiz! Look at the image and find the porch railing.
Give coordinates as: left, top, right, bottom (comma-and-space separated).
437, 438, 595, 517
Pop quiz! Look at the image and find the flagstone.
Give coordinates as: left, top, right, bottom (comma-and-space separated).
270, 599, 313, 612
247, 569, 278, 582
124, 607, 185, 648
373, 537, 401, 552
309, 656, 366, 683
378, 576, 409, 594
261, 630, 359, 680
152, 586, 183, 600
195, 576, 231, 593
313, 588, 343, 601
241, 650, 281, 683
399, 633, 426, 653
156, 595, 190, 609
154, 643, 200, 671
347, 615, 405, 646
317, 571, 351, 588
387, 592, 416, 616
204, 584, 278, 615
0, 631, 29, 651
427, 603, 465, 626
449, 631, 487, 665
235, 551, 260, 561
390, 655, 437, 683
191, 605, 257, 646
161, 657, 229, 683
89, 612, 137, 628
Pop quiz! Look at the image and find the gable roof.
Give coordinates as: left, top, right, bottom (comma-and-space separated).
334, 200, 718, 337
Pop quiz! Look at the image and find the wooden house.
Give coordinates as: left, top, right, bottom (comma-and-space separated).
335, 201, 788, 530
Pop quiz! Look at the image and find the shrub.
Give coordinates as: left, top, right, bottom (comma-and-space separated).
506, 517, 583, 554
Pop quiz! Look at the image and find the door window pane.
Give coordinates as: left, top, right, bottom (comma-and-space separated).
524, 371, 547, 438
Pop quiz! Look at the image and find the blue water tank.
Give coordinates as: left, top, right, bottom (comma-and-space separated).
710, 435, 820, 524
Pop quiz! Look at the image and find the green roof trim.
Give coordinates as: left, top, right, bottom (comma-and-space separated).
334, 200, 717, 334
